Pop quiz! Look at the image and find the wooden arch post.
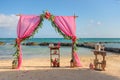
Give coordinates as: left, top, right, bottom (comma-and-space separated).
71, 14, 78, 67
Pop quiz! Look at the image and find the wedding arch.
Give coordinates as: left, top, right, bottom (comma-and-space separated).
13, 11, 82, 69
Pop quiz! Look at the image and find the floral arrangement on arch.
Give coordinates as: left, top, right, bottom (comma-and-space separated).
41, 11, 54, 21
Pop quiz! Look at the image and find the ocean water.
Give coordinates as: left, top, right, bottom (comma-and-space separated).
0, 38, 120, 59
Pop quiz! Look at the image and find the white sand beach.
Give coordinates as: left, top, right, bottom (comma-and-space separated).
0, 53, 120, 80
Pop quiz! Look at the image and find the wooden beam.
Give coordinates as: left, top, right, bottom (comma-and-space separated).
16, 14, 21, 16
74, 13, 78, 18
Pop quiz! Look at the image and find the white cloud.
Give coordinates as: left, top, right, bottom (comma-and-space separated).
90, 19, 94, 23
97, 21, 102, 25
77, 32, 89, 37
0, 14, 19, 27
88, 19, 102, 27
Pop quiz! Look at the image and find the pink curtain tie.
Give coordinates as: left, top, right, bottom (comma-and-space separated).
72, 36, 76, 43
16, 38, 22, 45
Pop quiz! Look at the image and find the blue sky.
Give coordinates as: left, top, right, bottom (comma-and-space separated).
0, 0, 120, 38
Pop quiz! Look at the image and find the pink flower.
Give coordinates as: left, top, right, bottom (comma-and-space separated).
45, 11, 51, 19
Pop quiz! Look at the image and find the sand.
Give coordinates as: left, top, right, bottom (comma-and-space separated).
0, 53, 120, 80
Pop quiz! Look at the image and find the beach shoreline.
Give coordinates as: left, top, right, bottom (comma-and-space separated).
0, 54, 120, 80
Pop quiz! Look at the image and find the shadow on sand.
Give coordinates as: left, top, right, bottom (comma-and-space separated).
0, 66, 120, 80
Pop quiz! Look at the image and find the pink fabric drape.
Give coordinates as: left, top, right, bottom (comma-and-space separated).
54, 16, 82, 67
54, 16, 76, 37
16, 15, 40, 69
74, 52, 82, 67
17, 15, 40, 38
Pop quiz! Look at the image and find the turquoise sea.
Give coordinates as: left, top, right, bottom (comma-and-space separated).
0, 38, 120, 60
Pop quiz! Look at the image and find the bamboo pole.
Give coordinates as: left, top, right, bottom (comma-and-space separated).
71, 13, 78, 67
74, 13, 78, 18
16, 14, 21, 16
